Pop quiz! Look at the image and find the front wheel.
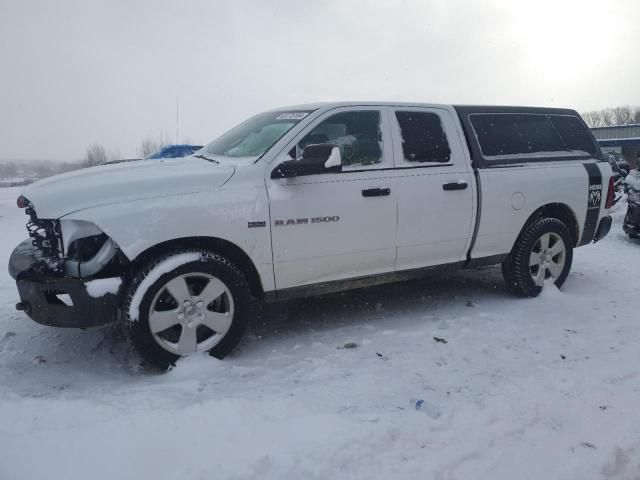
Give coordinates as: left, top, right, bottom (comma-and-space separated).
502, 217, 574, 297
123, 251, 251, 369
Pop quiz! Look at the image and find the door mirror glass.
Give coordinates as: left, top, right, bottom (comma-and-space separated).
271, 144, 342, 179
302, 143, 333, 162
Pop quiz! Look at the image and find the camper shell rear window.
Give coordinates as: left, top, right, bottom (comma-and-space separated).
468, 113, 598, 162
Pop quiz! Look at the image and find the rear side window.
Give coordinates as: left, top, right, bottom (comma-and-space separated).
395, 111, 451, 163
548, 115, 598, 155
469, 113, 599, 161
470, 114, 565, 158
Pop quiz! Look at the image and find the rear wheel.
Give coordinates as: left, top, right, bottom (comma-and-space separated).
502, 217, 573, 297
123, 251, 251, 369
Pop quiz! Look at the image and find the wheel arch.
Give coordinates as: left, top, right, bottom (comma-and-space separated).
521, 203, 580, 247
129, 236, 265, 299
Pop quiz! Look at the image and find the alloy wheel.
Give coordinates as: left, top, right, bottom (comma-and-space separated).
529, 232, 566, 287
148, 273, 234, 355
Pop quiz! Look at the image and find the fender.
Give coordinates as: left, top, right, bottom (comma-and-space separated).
61, 187, 275, 292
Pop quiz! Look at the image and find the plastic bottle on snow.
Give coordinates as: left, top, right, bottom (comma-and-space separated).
409, 398, 442, 419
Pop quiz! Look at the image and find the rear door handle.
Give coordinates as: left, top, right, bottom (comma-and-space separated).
362, 187, 391, 197
442, 181, 468, 191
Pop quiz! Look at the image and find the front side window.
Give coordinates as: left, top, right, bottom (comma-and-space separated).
296, 111, 383, 167
395, 111, 451, 163
201, 110, 312, 159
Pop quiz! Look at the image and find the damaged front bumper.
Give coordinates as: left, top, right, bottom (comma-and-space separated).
9, 239, 121, 328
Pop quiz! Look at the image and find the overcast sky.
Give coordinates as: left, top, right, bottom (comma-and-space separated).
1, 0, 638, 161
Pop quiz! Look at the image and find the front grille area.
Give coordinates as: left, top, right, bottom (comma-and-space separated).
24, 200, 63, 264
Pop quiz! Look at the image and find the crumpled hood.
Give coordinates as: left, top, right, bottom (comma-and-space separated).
21, 157, 235, 219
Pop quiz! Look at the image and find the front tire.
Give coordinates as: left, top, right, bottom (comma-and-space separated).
123, 250, 251, 369
502, 217, 573, 297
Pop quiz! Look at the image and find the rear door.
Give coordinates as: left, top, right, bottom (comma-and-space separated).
389, 106, 475, 270
267, 107, 398, 289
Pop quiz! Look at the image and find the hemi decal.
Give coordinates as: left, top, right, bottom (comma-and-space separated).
248, 221, 266, 228
580, 163, 602, 245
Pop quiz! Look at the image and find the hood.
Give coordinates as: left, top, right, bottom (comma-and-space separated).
21, 157, 235, 219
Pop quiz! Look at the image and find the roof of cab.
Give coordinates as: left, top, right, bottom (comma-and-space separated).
274, 101, 451, 111
272, 102, 578, 116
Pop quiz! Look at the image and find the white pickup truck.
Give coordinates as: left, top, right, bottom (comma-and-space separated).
9, 102, 614, 368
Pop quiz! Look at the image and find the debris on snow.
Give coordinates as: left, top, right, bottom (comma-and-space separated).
410, 398, 442, 419
433, 337, 448, 344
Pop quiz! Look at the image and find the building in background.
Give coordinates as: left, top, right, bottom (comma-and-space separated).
591, 124, 640, 169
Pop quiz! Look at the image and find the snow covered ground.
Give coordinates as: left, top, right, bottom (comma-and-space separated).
1, 185, 639, 479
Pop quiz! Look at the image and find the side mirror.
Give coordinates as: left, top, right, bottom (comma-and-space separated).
271, 144, 342, 179
324, 146, 341, 168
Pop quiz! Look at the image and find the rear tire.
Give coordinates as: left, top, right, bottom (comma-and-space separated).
123, 250, 251, 369
502, 217, 573, 297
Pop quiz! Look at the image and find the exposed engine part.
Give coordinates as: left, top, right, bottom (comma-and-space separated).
64, 238, 118, 278
22, 199, 119, 278
24, 200, 63, 270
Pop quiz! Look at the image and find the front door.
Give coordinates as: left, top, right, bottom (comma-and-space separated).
267, 107, 397, 290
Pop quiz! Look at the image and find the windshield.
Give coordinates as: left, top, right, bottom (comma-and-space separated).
200, 110, 313, 160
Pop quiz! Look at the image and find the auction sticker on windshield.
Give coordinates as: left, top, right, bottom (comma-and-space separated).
276, 112, 309, 120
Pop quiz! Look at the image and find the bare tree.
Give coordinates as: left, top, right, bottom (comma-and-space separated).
137, 132, 170, 159
582, 105, 640, 127
83, 144, 110, 167
108, 148, 121, 162
600, 109, 613, 126
582, 110, 602, 127
612, 106, 633, 125
81, 144, 121, 167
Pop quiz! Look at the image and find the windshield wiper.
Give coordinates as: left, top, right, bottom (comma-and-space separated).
193, 154, 219, 164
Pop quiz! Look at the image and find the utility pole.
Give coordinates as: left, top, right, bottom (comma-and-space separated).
176, 96, 179, 144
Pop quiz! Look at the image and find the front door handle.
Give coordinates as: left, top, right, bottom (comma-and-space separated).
362, 187, 391, 197
442, 181, 468, 191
